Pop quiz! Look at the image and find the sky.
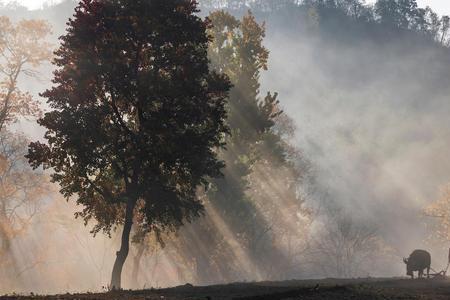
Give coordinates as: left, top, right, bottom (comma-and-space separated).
1, 0, 63, 10
1, 0, 450, 16
416, 0, 450, 15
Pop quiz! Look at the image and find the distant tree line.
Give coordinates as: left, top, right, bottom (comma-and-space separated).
0, 0, 448, 46
199, 0, 450, 46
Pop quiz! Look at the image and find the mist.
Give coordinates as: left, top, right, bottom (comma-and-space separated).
260, 7, 450, 269
1, 0, 450, 295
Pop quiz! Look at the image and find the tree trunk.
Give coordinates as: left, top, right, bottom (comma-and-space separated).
131, 242, 145, 286
0, 218, 12, 260
110, 197, 136, 290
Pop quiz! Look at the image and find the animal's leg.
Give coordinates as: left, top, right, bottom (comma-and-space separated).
427, 267, 430, 279
419, 270, 423, 278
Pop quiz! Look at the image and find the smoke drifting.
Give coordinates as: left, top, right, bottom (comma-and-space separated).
1, 0, 450, 294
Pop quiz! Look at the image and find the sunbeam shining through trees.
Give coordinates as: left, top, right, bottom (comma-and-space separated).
27, 0, 230, 290
0, 0, 450, 298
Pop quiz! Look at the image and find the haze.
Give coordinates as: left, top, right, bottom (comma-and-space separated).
0, 0, 450, 296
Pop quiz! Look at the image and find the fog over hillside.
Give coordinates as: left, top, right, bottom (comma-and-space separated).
261, 8, 450, 253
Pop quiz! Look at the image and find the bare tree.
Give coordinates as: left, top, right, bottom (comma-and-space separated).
440, 16, 450, 45
425, 184, 450, 243
304, 204, 385, 278
0, 132, 50, 274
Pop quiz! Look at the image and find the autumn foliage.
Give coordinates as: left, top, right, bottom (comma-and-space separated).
27, 0, 230, 289
0, 16, 52, 284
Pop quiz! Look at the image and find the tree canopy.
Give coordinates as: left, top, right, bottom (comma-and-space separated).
0, 17, 51, 130
27, 0, 230, 289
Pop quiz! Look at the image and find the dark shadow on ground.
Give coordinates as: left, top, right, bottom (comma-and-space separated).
3, 278, 450, 299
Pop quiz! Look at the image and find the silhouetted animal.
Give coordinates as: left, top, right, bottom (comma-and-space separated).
403, 249, 431, 279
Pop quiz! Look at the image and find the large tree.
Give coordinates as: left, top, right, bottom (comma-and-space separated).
206, 10, 310, 280
27, 0, 230, 289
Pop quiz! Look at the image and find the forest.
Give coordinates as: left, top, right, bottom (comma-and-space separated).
0, 0, 450, 299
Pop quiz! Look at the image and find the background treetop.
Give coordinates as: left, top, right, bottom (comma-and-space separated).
0, 16, 52, 131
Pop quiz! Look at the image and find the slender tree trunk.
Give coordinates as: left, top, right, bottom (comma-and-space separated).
0, 211, 23, 287
131, 242, 145, 286
0, 216, 12, 259
110, 197, 137, 290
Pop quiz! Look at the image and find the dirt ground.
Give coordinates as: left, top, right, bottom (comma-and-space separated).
3, 278, 450, 300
